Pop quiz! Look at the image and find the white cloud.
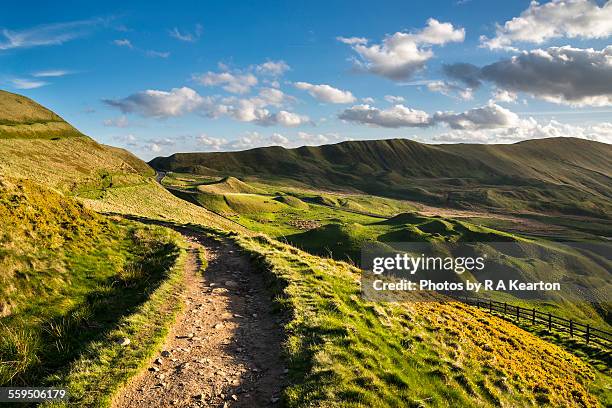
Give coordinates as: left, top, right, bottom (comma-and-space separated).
32, 69, 73, 78
481, 0, 612, 50
0, 19, 102, 50
339, 102, 523, 130
146, 50, 170, 58
258, 110, 309, 127
338, 104, 431, 128
339, 18, 465, 80
103, 115, 129, 128
361, 97, 375, 103
491, 89, 518, 103
336, 36, 368, 45
432, 103, 521, 130
426, 80, 473, 100
169, 24, 203, 42
294, 82, 356, 103
384, 95, 405, 103
270, 132, 290, 144
196, 134, 227, 150
113, 39, 133, 48
255, 60, 290, 76
433, 119, 612, 144
10, 78, 48, 89
193, 71, 258, 94
104, 87, 206, 118
444, 46, 612, 106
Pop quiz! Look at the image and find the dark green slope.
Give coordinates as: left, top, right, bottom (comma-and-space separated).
150, 137, 612, 217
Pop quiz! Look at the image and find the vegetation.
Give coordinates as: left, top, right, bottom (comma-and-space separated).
0, 90, 83, 139
0, 177, 185, 397
1, 91, 610, 407
151, 137, 612, 218
228, 232, 607, 407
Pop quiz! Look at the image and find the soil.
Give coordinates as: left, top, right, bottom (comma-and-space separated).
112, 227, 286, 408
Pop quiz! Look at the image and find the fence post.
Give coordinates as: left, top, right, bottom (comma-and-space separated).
548, 313, 552, 332
489, 299, 492, 313
570, 320, 573, 337
586, 325, 590, 344
504, 302, 507, 314
532, 308, 535, 325
516, 305, 520, 321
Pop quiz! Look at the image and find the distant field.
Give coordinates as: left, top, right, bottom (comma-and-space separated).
162, 173, 611, 329
151, 137, 612, 219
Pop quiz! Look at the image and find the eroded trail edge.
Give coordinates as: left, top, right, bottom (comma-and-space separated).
113, 227, 286, 407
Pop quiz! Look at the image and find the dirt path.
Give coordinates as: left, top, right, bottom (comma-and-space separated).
113, 227, 286, 407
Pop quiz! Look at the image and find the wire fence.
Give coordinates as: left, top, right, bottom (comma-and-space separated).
459, 296, 612, 349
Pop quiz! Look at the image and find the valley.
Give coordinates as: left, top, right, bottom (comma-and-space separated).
0, 90, 610, 407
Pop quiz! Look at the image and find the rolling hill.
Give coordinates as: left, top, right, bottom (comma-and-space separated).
2, 91, 610, 407
150, 138, 612, 218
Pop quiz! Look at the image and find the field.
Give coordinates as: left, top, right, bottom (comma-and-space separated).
1, 91, 610, 407
0, 177, 188, 406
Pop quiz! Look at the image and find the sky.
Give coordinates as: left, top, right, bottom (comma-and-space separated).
1, 0, 611, 160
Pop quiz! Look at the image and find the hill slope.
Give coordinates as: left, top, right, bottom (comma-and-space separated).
150, 138, 612, 217
0, 90, 82, 139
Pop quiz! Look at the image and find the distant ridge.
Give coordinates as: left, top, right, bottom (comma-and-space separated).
150, 137, 612, 217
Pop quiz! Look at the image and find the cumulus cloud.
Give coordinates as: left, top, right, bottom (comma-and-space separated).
426, 80, 473, 100
433, 119, 612, 144
255, 60, 290, 76
384, 95, 405, 103
491, 89, 518, 103
432, 103, 521, 130
169, 24, 203, 42
481, 0, 612, 50
294, 82, 356, 103
339, 102, 523, 130
270, 132, 290, 144
339, 18, 465, 80
196, 134, 227, 150
103, 115, 129, 128
104, 87, 206, 117
193, 71, 258, 94
338, 104, 431, 128
444, 46, 612, 106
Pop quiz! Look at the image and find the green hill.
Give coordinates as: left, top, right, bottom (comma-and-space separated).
0, 90, 83, 139
150, 138, 612, 218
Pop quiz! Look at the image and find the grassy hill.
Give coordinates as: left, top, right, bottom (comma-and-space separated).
2, 91, 610, 407
150, 138, 612, 218
0, 176, 185, 395
0, 90, 83, 139
228, 232, 609, 407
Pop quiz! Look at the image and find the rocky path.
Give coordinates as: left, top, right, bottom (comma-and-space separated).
112, 227, 286, 407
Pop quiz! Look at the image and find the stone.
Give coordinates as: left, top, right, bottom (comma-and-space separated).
116, 337, 131, 346
161, 350, 171, 357
154, 358, 163, 365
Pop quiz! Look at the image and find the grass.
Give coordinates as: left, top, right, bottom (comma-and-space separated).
0, 176, 188, 407
82, 181, 247, 233
0, 90, 83, 140
225, 232, 606, 407
0, 136, 152, 194
150, 138, 612, 218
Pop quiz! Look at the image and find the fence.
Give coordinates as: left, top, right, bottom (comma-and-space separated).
459, 296, 612, 349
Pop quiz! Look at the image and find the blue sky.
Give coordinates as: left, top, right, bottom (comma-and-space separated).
1, 0, 611, 159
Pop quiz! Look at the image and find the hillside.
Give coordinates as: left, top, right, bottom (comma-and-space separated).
0, 90, 83, 139
150, 138, 612, 218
